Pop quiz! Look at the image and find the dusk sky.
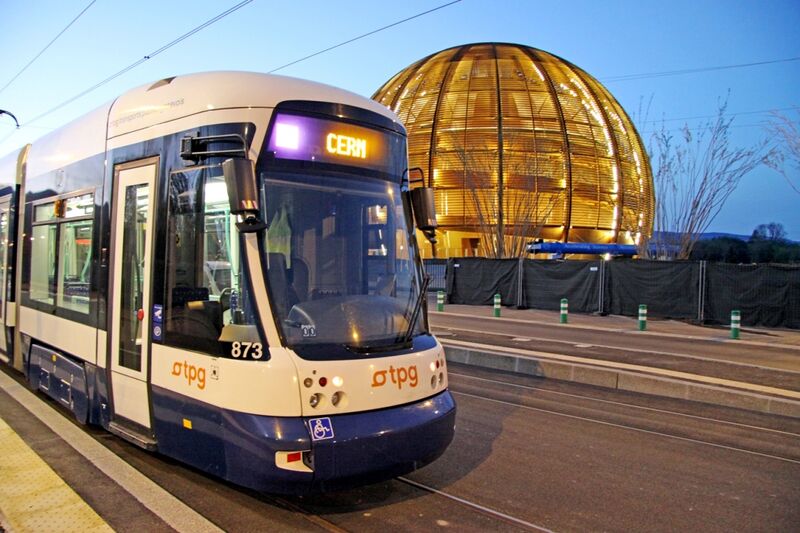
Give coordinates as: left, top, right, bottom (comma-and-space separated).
1, 0, 798, 239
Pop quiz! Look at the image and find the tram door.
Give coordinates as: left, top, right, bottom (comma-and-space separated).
0, 195, 10, 358
109, 161, 157, 428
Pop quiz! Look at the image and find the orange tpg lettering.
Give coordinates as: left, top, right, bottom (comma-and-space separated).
371, 364, 418, 390
172, 361, 206, 390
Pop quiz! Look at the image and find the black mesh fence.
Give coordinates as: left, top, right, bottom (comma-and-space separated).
522, 260, 601, 312
442, 257, 800, 329
446, 258, 520, 306
605, 260, 700, 319
705, 263, 800, 328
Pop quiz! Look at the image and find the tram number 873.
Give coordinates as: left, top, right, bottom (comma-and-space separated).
230, 341, 264, 360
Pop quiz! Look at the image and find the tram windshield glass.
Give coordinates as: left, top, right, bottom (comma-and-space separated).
260, 114, 425, 356
262, 171, 426, 355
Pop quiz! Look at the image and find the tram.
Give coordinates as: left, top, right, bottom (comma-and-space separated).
0, 71, 455, 493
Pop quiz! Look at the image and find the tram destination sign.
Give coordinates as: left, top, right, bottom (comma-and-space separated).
267, 112, 403, 175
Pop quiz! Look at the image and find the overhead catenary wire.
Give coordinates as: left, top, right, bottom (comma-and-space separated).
267, 0, 462, 74
637, 106, 797, 125
24, 0, 254, 126
19, 0, 461, 129
0, 0, 791, 145
0, 1, 97, 95
602, 56, 800, 83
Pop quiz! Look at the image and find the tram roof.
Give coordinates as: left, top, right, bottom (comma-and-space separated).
21, 71, 401, 177
108, 71, 400, 138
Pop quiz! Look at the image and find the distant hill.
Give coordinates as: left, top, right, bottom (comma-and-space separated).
653, 231, 798, 244
697, 232, 751, 241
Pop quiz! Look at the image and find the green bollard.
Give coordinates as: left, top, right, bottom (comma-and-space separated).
638, 304, 647, 331
560, 298, 568, 324
436, 290, 444, 312
493, 293, 501, 317
730, 310, 741, 339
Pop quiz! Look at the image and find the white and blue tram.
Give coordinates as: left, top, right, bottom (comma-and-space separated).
0, 71, 455, 493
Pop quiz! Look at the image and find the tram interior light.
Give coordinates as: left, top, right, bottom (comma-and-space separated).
274, 122, 300, 149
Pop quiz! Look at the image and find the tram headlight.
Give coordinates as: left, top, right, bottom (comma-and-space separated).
331, 391, 347, 408
309, 393, 322, 408
303, 378, 313, 388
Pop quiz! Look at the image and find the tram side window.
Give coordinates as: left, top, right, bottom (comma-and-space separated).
30, 204, 57, 304
165, 166, 258, 356
29, 193, 94, 313
57, 194, 94, 312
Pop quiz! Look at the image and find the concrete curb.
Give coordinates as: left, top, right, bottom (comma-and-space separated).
442, 341, 800, 419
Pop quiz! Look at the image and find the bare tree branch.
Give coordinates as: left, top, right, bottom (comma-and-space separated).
453, 133, 564, 258
648, 95, 772, 260
764, 108, 800, 194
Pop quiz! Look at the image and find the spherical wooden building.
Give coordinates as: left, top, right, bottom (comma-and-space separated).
372, 43, 654, 257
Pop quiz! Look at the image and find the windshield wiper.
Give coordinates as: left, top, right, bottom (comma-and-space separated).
344, 339, 411, 354
402, 273, 431, 344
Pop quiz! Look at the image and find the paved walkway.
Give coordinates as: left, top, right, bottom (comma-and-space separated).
432, 300, 800, 349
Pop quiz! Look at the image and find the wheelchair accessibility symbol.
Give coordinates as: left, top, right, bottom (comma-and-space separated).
309, 417, 334, 441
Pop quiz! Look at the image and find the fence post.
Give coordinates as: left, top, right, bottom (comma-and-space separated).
560, 298, 568, 323
436, 290, 444, 312
697, 260, 706, 323
597, 259, 605, 314
638, 304, 647, 331
493, 294, 501, 317
730, 310, 741, 339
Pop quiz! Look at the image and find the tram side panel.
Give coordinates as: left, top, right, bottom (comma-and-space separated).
19, 149, 106, 425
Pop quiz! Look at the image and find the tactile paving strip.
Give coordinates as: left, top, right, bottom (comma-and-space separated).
0, 417, 112, 532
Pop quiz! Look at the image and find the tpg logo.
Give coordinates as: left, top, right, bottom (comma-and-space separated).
171, 360, 206, 390
371, 364, 418, 390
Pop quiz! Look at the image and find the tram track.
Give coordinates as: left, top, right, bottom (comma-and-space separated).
261, 495, 349, 533
449, 371, 800, 437
448, 379, 800, 465
396, 477, 554, 532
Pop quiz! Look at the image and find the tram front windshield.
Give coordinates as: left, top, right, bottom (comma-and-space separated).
262, 168, 425, 356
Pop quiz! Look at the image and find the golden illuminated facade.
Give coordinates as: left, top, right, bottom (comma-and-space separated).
372, 43, 654, 258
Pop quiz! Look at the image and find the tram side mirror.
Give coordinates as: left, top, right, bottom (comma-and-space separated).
223, 158, 265, 232
410, 187, 438, 244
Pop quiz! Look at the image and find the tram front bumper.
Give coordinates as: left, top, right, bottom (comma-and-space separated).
307, 389, 456, 492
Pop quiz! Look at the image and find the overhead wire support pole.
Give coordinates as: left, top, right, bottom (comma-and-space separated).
0, 110, 20, 129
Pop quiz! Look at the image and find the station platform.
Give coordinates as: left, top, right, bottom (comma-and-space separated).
429, 298, 800, 418
0, 370, 222, 533
0, 416, 111, 532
